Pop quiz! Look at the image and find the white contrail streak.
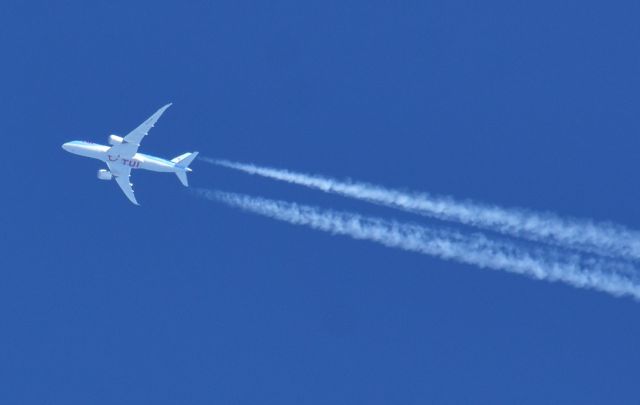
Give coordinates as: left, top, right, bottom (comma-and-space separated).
203, 158, 640, 261
194, 188, 640, 300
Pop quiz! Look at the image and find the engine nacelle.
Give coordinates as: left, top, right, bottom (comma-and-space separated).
97, 169, 113, 181
108, 135, 124, 145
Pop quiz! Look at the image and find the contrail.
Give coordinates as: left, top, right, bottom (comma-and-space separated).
194, 188, 640, 300
203, 158, 640, 261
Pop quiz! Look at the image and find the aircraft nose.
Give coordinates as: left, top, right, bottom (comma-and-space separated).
62, 142, 71, 152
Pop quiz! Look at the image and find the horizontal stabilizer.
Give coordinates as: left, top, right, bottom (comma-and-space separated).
172, 151, 199, 168
176, 171, 189, 187
173, 152, 198, 187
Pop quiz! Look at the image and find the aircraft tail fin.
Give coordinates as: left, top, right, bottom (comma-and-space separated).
172, 152, 198, 187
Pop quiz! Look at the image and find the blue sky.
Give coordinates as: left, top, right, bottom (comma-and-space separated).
1, 1, 640, 403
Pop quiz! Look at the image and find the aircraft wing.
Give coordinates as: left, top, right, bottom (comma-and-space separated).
107, 162, 139, 205
108, 103, 172, 159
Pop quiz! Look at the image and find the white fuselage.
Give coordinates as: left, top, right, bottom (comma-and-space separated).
62, 141, 184, 174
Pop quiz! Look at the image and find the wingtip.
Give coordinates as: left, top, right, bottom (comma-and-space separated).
157, 103, 172, 112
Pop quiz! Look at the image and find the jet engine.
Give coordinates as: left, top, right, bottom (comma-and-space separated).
108, 135, 124, 145
97, 169, 113, 180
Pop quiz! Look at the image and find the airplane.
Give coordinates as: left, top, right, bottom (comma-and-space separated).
62, 103, 198, 205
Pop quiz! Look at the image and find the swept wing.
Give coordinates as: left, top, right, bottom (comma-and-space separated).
107, 103, 172, 159
107, 162, 138, 205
